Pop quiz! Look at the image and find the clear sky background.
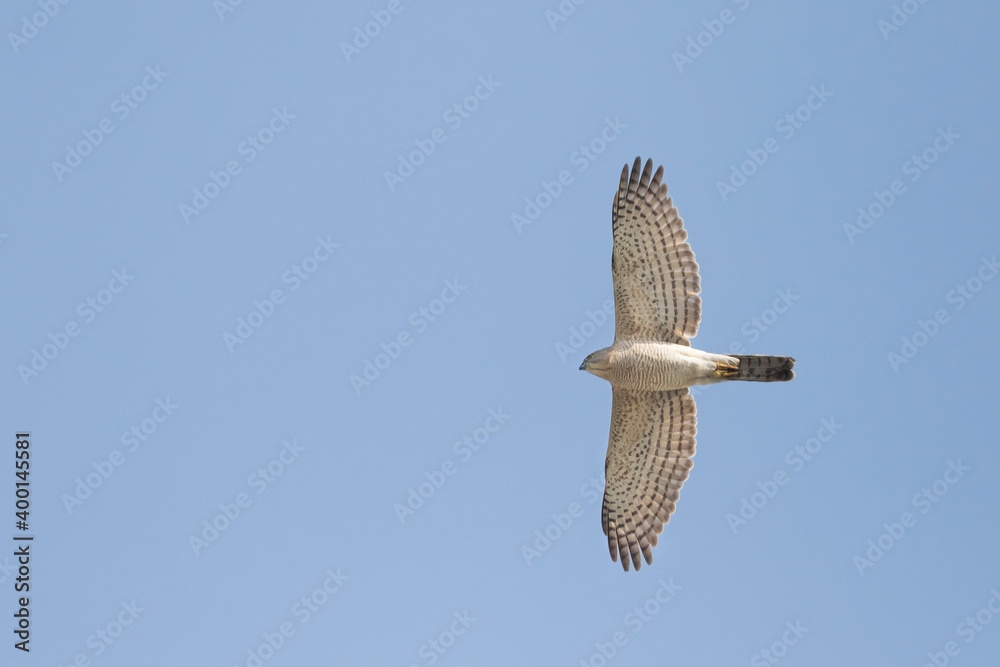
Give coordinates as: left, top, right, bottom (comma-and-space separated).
2, 1, 999, 665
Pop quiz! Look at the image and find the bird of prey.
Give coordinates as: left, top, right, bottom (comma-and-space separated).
580, 157, 795, 571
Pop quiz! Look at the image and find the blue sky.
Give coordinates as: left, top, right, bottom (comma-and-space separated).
2, 1, 999, 665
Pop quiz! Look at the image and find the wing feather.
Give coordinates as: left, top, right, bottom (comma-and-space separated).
602, 388, 697, 571
611, 157, 701, 344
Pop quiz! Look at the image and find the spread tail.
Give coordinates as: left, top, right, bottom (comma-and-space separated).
716, 355, 795, 382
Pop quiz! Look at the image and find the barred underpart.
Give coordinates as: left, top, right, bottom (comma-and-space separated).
602, 388, 697, 571
587, 157, 795, 573
731, 355, 796, 382
611, 157, 701, 346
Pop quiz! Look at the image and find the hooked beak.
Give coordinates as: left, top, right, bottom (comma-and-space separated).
579, 360, 587, 371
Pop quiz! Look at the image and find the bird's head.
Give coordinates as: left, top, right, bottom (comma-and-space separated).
579, 347, 612, 378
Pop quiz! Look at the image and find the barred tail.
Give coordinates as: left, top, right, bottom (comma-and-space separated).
729, 355, 795, 382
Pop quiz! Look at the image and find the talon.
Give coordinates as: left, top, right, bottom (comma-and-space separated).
713, 362, 739, 378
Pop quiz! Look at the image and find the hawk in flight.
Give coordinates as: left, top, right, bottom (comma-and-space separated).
580, 157, 795, 571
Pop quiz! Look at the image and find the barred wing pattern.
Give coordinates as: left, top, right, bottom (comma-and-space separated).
611, 157, 701, 345
602, 388, 697, 571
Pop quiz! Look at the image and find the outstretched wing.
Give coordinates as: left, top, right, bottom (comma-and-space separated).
602, 388, 697, 571
611, 157, 701, 344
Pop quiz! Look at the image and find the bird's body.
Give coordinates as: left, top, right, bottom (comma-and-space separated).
580, 157, 795, 572
583, 341, 735, 391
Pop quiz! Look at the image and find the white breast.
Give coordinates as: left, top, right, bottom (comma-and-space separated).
609, 341, 709, 391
